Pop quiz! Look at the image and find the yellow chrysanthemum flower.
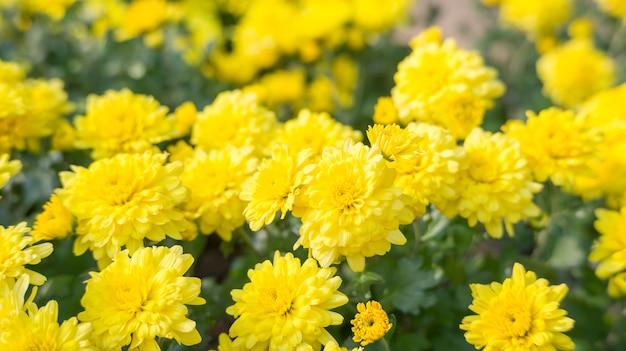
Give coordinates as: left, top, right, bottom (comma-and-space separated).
0, 274, 31, 330
595, 0, 626, 18
243, 68, 307, 109
1, 299, 93, 350
461, 262, 575, 351
351, 0, 411, 32
0, 153, 22, 192
226, 251, 349, 351
435, 128, 542, 239
367, 123, 464, 217
51, 119, 77, 152
0, 74, 72, 153
0, 60, 25, 84
293, 142, 413, 272
241, 144, 315, 231
503, 107, 601, 188
191, 90, 278, 156
391, 27, 505, 139
491, 0, 572, 40
372, 97, 399, 125
58, 152, 190, 267
180, 146, 258, 240
589, 207, 626, 297
79, 245, 205, 351
571, 84, 626, 207
31, 194, 74, 242
274, 109, 363, 159
537, 33, 615, 107
351, 300, 392, 346
173, 101, 198, 137
0, 222, 53, 286
73, 89, 178, 159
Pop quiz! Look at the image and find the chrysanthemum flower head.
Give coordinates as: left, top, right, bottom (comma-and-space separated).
293, 142, 413, 272
537, 30, 615, 107
226, 251, 349, 351
79, 245, 205, 351
461, 262, 575, 351
180, 146, 258, 240
391, 27, 505, 139
58, 152, 191, 267
503, 107, 601, 188
1, 299, 93, 350
0, 153, 22, 192
0, 274, 32, 329
367, 123, 464, 217
0, 223, 53, 286
274, 108, 363, 159
492, 0, 572, 40
191, 90, 279, 156
589, 207, 626, 297
435, 128, 542, 238
571, 84, 626, 207
241, 144, 315, 231
351, 300, 392, 346
372, 97, 399, 125
31, 193, 74, 242
351, 0, 411, 32
595, 0, 626, 18
73, 89, 178, 159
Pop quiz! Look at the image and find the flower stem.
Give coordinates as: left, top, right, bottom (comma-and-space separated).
380, 338, 391, 351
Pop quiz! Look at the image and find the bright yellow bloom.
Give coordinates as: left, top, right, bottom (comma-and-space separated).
191, 90, 279, 156
120, 0, 168, 37
51, 119, 77, 152
571, 84, 626, 207
493, 0, 572, 40
537, 35, 615, 107
351, 300, 392, 346
31, 194, 74, 242
391, 27, 505, 139
274, 109, 363, 159
18, 0, 75, 20
0, 153, 21, 192
0, 222, 53, 286
58, 152, 190, 268
0, 73, 72, 153
180, 146, 258, 241
589, 207, 626, 297
595, 0, 626, 18
351, 0, 411, 32
436, 128, 542, 239
461, 262, 575, 351
293, 142, 413, 272
73, 89, 178, 159
0, 60, 25, 84
368, 123, 464, 217
503, 107, 601, 188
0, 274, 31, 330
244, 68, 307, 109
372, 97, 399, 125
241, 144, 315, 231
79, 245, 205, 351
173, 101, 197, 137
227, 251, 349, 351
1, 299, 93, 351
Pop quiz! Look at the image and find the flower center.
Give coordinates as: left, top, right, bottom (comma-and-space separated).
495, 302, 532, 338
115, 281, 145, 313
260, 287, 292, 316
332, 184, 363, 212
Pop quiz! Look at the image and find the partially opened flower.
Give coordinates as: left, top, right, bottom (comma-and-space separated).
461, 263, 575, 351
227, 251, 348, 351
589, 207, 626, 297
351, 300, 392, 346
31, 194, 74, 242
79, 245, 205, 351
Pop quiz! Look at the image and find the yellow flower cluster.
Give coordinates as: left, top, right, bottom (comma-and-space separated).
483, 0, 572, 41
0, 223, 53, 286
0, 60, 72, 153
0, 0, 75, 21
461, 263, 575, 350
391, 27, 505, 140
